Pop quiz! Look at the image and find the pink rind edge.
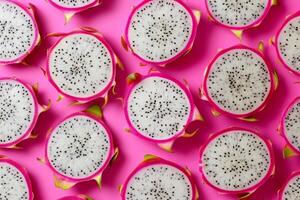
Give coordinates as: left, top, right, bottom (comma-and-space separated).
198, 127, 275, 195
278, 171, 300, 200
281, 97, 300, 154
124, 0, 198, 66
46, 30, 116, 102
0, 158, 34, 200
204, 0, 272, 30
121, 157, 198, 200
202, 44, 275, 118
0, 0, 40, 65
124, 73, 196, 143
44, 112, 115, 183
0, 77, 39, 148
275, 11, 300, 76
48, 0, 100, 12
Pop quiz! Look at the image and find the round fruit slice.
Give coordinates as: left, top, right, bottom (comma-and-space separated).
279, 171, 300, 200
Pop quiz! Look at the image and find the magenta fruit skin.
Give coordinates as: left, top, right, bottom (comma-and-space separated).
199, 127, 275, 195
46, 30, 116, 102
45, 112, 114, 183
204, 0, 272, 30
124, 73, 197, 143
202, 44, 275, 118
275, 11, 300, 76
121, 157, 198, 200
0, 0, 40, 65
0, 77, 39, 148
124, 0, 198, 66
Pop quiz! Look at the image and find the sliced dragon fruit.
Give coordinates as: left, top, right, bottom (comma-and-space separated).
120, 155, 199, 200
205, 0, 275, 38
280, 97, 300, 158
124, 73, 202, 152
58, 194, 93, 200
0, 157, 33, 200
46, 30, 117, 103
202, 45, 276, 120
199, 127, 274, 196
0, 77, 46, 148
0, 0, 40, 65
123, 0, 200, 66
279, 171, 300, 200
275, 11, 300, 76
44, 112, 118, 189
47, 0, 101, 23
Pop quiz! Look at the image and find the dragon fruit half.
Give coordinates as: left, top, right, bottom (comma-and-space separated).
279, 97, 300, 158
205, 0, 277, 38
47, 0, 101, 23
124, 72, 202, 152
43, 111, 118, 190
279, 171, 300, 200
123, 0, 200, 66
46, 29, 118, 103
201, 45, 277, 120
199, 127, 274, 197
0, 0, 40, 65
120, 155, 199, 200
275, 11, 300, 76
0, 157, 33, 200
0, 77, 48, 148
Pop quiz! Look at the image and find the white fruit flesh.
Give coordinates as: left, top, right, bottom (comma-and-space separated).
127, 0, 194, 62
0, 1, 36, 62
282, 174, 300, 200
47, 115, 111, 179
125, 164, 193, 200
0, 79, 35, 145
51, 0, 95, 8
127, 76, 191, 140
201, 130, 271, 191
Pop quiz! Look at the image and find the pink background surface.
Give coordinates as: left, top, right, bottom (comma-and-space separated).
1, 0, 300, 199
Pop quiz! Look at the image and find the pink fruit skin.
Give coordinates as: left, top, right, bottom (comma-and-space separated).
278, 171, 300, 200
124, 73, 197, 144
205, 0, 272, 30
0, 158, 34, 200
45, 112, 115, 183
0, 77, 39, 148
275, 11, 300, 76
124, 0, 198, 66
0, 0, 39, 65
121, 157, 198, 200
199, 127, 275, 195
46, 30, 116, 102
48, 0, 101, 12
280, 97, 300, 154
202, 44, 275, 118
58, 196, 86, 200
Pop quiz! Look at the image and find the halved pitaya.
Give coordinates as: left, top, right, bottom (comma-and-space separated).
275, 11, 300, 76
0, 77, 46, 148
120, 155, 199, 200
123, 0, 200, 66
46, 29, 117, 103
199, 127, 274, 196
279, 171, 300, 200
202, 45, 276, 120
0, 0, 40, 65
0, 157, 33, 200
58, 194, 93, 200
279, 97, 300, 158
205, 0, 274, 38
44, 112, 118, 189
124, 72, 202, 152
47, 0, 101, 23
